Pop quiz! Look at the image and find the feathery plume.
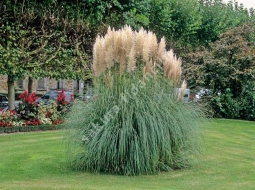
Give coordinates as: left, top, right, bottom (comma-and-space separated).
104, 28, 114, 69
97, 36, 106, 75
177, 80, 187, 100
121, 28, 128, 58
119, 55, 125, 75
127, 45, 136, 72
175, 57, 182, 82
163, 50, 174, 77
136, 28, 146, 58
142, 31, 150, 64
123, 25, 134, 55
92, 25, 183, 84
92, 36, 104, 76
148, 31, 158, 62
113, 30, 122, 63
158, 37, 166, 62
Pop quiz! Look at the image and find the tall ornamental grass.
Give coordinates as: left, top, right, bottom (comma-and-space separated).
66, 26, 205, 175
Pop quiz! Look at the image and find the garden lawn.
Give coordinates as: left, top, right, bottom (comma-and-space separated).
0, 119, 254, 190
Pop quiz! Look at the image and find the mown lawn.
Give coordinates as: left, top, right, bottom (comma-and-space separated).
0, 119, 254, 190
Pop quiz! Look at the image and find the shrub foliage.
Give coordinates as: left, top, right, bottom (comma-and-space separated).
182, 21, 255, 120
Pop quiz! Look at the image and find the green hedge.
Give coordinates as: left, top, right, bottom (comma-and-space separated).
0, 124, 63, 134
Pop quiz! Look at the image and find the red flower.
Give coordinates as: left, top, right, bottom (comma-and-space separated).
57, 90, 66, 106
19, 91, 28, 101
31, 92, 38, 102
25, 118, 42, 126
0, 121, 13, 127
19, 91, 38, 104
27, 96, 34, 104
46, 111, 51, 118
10, 110, 16, 115
70, 94, 74, 102
53, 119, 62, 125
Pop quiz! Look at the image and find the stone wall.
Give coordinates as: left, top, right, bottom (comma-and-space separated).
0, 76, 8, 94
0, 75, 82, 95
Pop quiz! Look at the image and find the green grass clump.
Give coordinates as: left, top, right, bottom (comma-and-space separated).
65, 26, 207, 175
65, 72, 205, 175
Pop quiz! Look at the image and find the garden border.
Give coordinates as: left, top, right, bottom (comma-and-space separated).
0, 124, 63, 134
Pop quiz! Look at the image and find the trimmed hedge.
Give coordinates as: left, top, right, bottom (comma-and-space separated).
0, 124, 63, 134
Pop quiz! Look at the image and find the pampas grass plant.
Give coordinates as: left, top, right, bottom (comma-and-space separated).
66, 25, 205, 175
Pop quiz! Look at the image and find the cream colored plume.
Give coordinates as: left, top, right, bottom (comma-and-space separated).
123, 25, 133, 56
148, 31, 158, 62
113, 30, 122, 63
135, 28, 146, 58
157, 37, 166, 62
92, 25, 183, 84
177, 80, 187, 100
127, 45, 136, 72
92, 36, 106, 77
163, 50, 174, 76
104, 27, 114, 69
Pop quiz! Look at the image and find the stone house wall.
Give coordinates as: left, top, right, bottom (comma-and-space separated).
0, 75, 84, 95
0, 76, 8, 93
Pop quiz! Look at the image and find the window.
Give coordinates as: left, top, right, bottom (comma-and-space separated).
73, 80, 80, 93
37, 78, 47, 90
0, 95, 8, 102
57, 79, 65, 89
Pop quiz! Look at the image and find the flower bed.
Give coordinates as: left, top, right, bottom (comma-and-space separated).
0, 90, 69, 134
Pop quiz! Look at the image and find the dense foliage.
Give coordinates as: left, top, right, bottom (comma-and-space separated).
182, 21, 255, 120
0, 1, 91, 109
2, 0, 254, 49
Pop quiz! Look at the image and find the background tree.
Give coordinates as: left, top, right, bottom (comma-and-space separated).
0, 4, 90, 110
182, 21, 255, 120
196, 0, 251, 46
1, 0, 254, 49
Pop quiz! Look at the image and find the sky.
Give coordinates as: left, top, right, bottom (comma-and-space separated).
222, 0, 254, 9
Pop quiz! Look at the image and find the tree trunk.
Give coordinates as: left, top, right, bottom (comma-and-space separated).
7, 75, 15, 110
28, 76, 33, 94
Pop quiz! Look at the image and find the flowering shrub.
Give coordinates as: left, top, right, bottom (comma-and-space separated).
0, 110, 18, 127
57, 90, 67, 105
0, 110, 17, 121
19, 91, 38, 104
57, 89, 67, 112
11, 121, 26, 127
40, 118, 52, 125
25, 118, 42, 126
17, 91, 39, 120
0, 91, 68, 131
0, 121, 13, 127
37, 100, 61, 125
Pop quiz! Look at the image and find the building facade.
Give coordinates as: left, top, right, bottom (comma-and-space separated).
0, 75, 84, 95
